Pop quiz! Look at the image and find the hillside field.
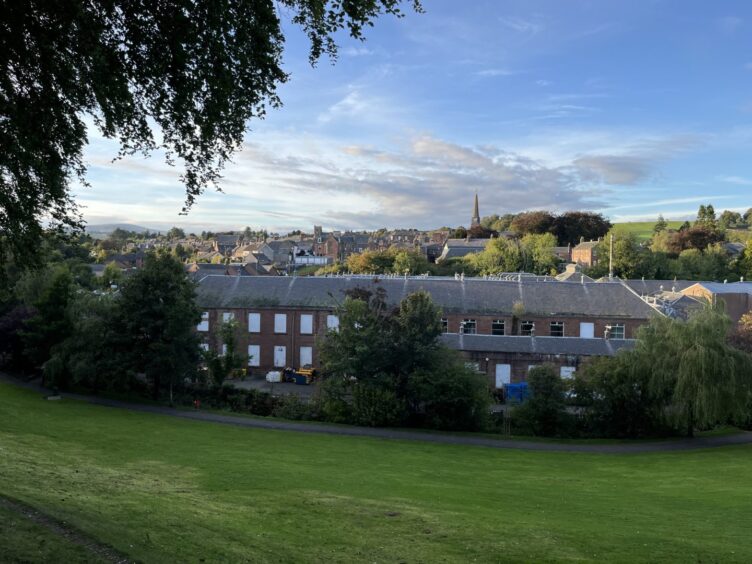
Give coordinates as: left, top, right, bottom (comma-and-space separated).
612, 221, 684, 241
1, 382, 752, 563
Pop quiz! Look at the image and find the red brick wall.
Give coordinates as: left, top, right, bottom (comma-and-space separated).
199, 306, 648, 375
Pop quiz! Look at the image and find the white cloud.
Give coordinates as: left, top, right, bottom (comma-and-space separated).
720, 175, 752, 186
341, 46, 375, 57
536, 80, 552, 87
475, 68, 516, 78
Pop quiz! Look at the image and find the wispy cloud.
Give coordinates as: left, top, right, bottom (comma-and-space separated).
341, 46, 375, 57
719, 175, 752, 186
498, 16, 544, 35
476, 68, 516, 77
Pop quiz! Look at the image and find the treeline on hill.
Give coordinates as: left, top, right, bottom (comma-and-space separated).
586, 205, 752, 281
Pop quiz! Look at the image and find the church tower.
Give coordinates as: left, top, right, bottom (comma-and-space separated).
471, 193, 480, 227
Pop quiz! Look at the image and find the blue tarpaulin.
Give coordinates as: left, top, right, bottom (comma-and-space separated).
505, 382, 530, 403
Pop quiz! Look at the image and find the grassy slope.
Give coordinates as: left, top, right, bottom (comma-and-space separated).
613, 221, 684, 241
0, 504, 103, 564
2, 383, 752, 563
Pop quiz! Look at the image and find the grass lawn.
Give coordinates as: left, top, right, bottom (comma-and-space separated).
2, 383, 752, 563
0, 504, 104, 563
613, 221, 685, 241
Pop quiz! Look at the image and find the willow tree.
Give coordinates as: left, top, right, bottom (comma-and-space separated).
0, 0, 422, 265
634, 305, 752, 437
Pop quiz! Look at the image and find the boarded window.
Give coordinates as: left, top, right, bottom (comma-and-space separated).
222, 312, 234, 323
492, 320, 505, 336
274, 346, 286, 367
300, 314, 313, 335
300, 346, 313, 367
579, 322, 595, 338
274, 314, 287, 334
550, 321, 564, 337
248, 345, 260, 367
495, 364, 511, 388
326, 315, 340, 331
197, 311, 209, 332
560, 366, 576, 379
248, 313, 261, 333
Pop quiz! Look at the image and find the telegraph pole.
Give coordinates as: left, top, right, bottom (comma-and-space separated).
609, 233, 614, 280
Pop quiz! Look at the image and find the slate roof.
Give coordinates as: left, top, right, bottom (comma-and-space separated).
624, 279, 695, 296
195, 275, 660, 319
440, 333, 636, 356
438, 238, 489, 261
684, 281, 752, 294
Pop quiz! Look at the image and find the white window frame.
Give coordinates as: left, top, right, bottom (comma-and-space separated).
300, 314, 314, 335
492, 319, 505, 336
520, 321, 535, 336
609, 323, 626, 339
550, 321, 564, 337
248, 345, 260, 367
299, 346, 313, 367
274, 313, 287, 334
197, 311, 209, 332
248, 313, 261, 333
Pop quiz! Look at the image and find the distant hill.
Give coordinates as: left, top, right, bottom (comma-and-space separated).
85, 223, 158, 237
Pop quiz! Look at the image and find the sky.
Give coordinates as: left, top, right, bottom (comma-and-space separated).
77, 0, 752, 233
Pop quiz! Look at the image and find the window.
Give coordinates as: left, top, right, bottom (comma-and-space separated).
528, 364, 538, 373
326, 314, 340, 331
222, 311, 234, 323
460, 319, 476, 334
197, 311, 209, 332
464, 362, 481, 373
300, 314, 313, 335
248, 313, 260, 333
441, 318, 449, 333
221, 344, 228, 356
274, 346, 286, 367
248, 345, 260, 367
560, 366, 576, 379
274, 313, 287, 334
199, 342, 209, 352
300, 346, 313, 367
492, 320, 505, 336
495, 364, 511, 388
607, 323, 625, 339
521, 321, 535, 336
579, 322, 595, 338
550, 321, 564, 337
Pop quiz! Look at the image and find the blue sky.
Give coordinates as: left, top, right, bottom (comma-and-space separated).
78, 0, 752, 233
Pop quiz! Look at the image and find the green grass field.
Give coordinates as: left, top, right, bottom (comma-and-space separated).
613, 221, 685, 241
2, 382, 752, 563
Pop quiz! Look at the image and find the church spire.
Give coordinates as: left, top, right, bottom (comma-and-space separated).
471, 193, 480, 227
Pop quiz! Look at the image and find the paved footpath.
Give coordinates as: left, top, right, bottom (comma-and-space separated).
3, 374, 752, 454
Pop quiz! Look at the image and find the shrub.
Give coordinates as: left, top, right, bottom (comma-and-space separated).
514, 364, 570, 437
408, 360, 491, 431
351, 382, 405, 427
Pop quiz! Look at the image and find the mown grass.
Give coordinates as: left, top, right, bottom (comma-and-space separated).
613, 221, 685, 241
0, 504, 104, 564
1, 382, 752, 563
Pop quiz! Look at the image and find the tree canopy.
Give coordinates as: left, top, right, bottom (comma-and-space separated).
0, 0, 422, 263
